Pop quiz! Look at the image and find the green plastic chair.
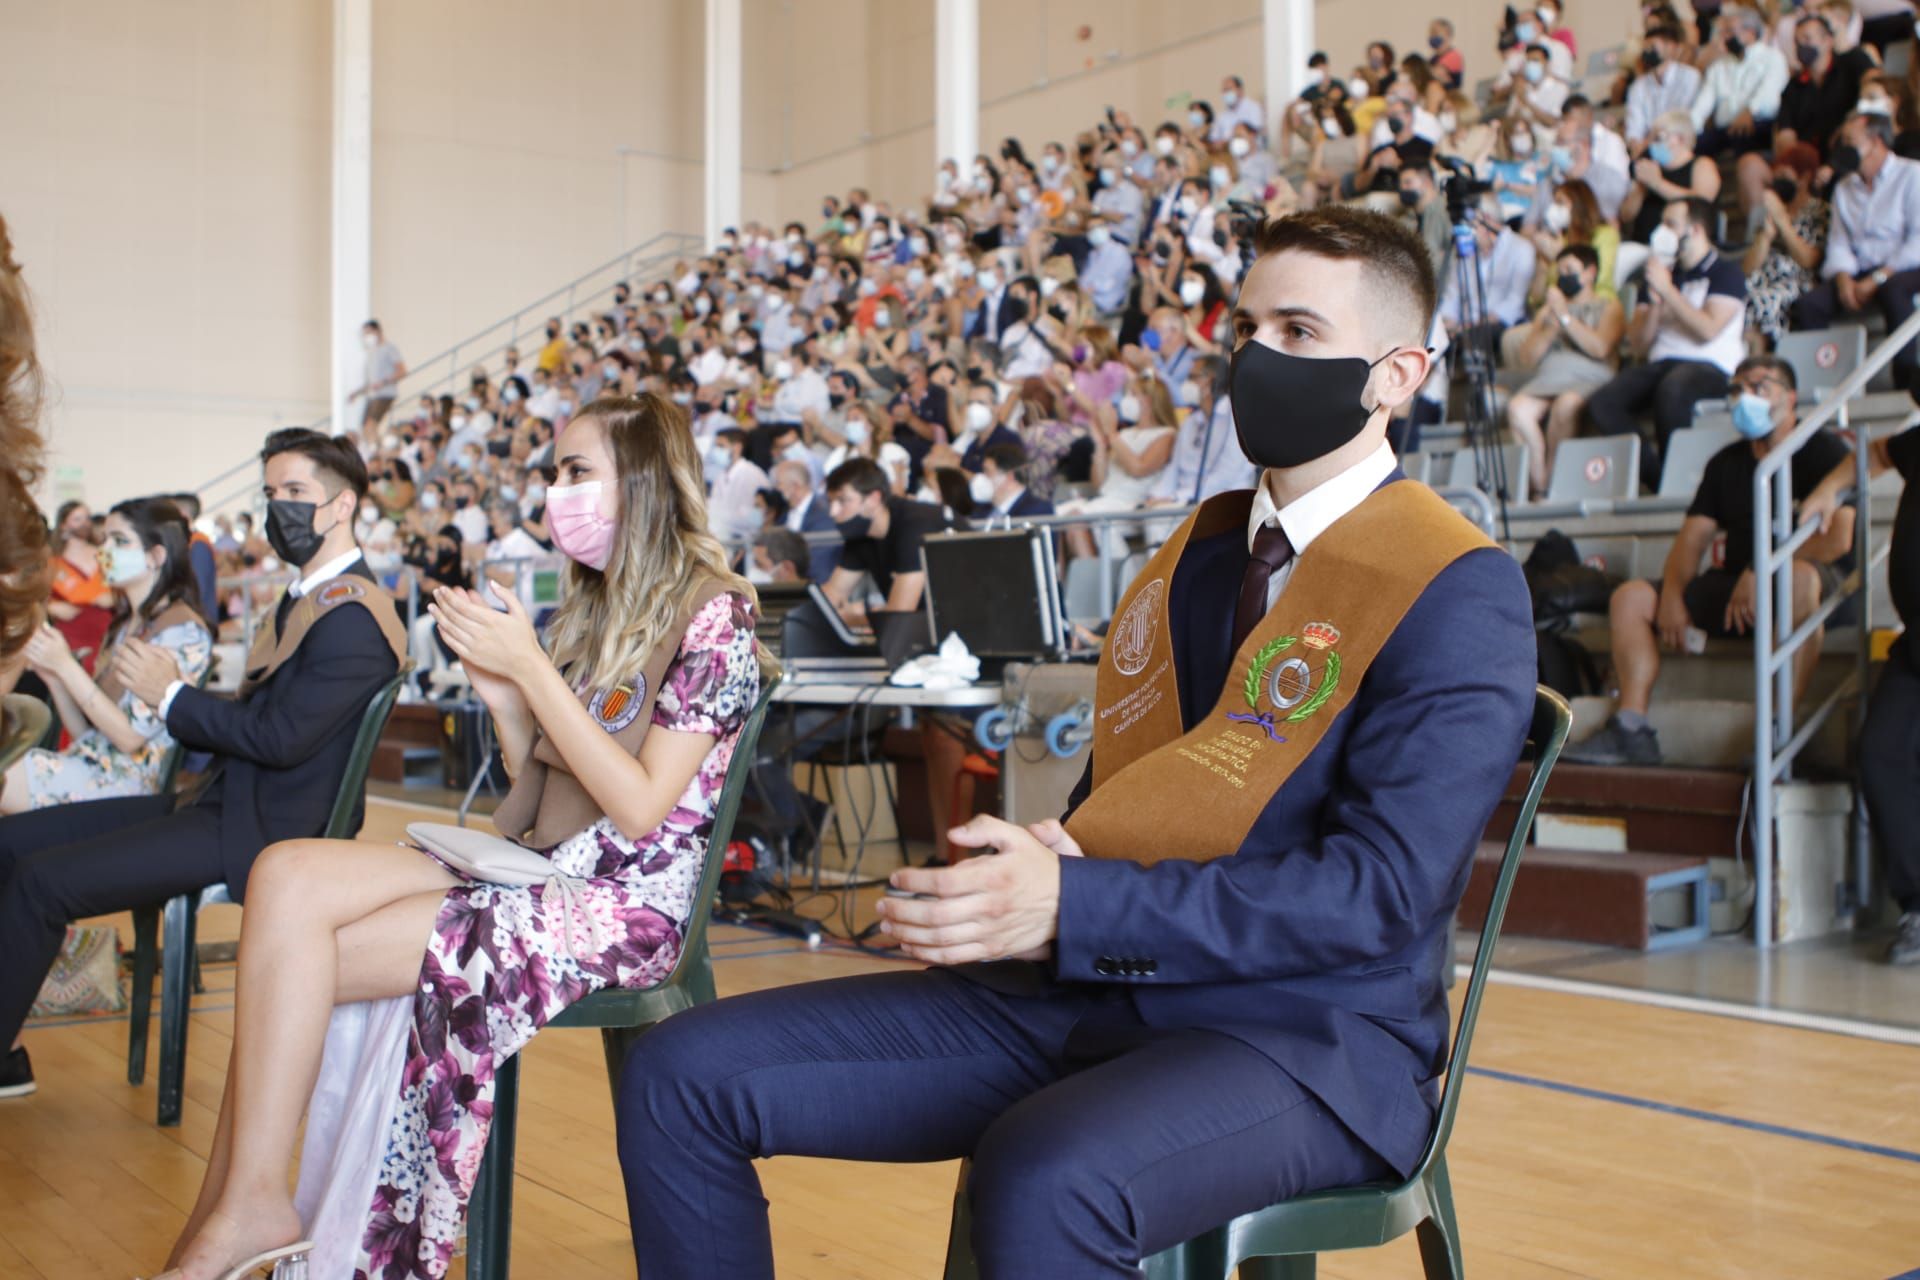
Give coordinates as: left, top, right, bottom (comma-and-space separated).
464, 676, 781, 1280
129, 663, 414, 1125
0, 693, 52, 774
942, 686, 1572, 1280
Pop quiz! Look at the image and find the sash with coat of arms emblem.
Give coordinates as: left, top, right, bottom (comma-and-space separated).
1064, 480, 1493, 866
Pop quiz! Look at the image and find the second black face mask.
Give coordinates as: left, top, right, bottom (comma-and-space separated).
265, 499, 327, 568
1229, 339, 1393, 469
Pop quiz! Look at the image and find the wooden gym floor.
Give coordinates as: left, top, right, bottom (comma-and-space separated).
2, 797, 1918, 1279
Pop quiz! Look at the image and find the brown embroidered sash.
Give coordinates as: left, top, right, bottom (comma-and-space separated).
1064, 481, 1492, 866
240, 573, 408, 699
490, 582, 727, 849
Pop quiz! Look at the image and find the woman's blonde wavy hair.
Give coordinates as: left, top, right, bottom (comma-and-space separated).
542, 394, 777, 692
0, 213, 50, 667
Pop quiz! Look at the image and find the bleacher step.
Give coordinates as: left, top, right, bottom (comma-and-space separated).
1489, 761, 1746, 863
1459, 843, 1710, 950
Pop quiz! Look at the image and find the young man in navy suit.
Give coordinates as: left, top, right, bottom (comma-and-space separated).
617, 208, 1537, 1277
0, 430, 405, 1093
978, 441, 1054, 519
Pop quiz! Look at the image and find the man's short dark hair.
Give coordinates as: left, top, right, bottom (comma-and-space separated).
1646, 22, 1684, 43
1677, 195, 1718, 233
756, 486, 790, 523
1401, 162, 1435, 183
1558, 243, 1601, 273
981, 441, 1028, 474
715, 426, 747, 445
363, 319, 381, 332
755, 527, 811, 579
1737, 352, 1798, 391
826, 456, 888, 499
1795, 12, 1835, 36
1853, 110, 1897, 149
260, 428, 369, 501
1252, 206, 1437, 342
1564, 93, 1593, 115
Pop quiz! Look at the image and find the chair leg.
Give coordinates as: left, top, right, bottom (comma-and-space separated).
940, 1162, 979, 1280
1239, 1256, 1316, 1280
466, 1053, 521, 1280
598, 1024, 649, 1103
126, 904, 159, 1086
156, 894, 197, 1127
1415, 1157, 1465, 1280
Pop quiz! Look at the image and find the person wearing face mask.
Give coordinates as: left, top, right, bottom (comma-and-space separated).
1091, 151, 1147, 247
1227, 121, 1276, 193
1509, 43, 1570, 132
940, 383, 1022, 476
1436, 197, 1536, 341
143, 396, 766, 1280
975, 441, 1053, 518
1626, 24, 1703, 156
3, 498, 213, 817
616, 206, 1535, 1280
770, 459, 840, 582
1741, 142, 1829, 346
816, 455, 949, 630
1571, 355, 1855, 767
1526, 178, 1621, 303
1488, 118, 1546, 222
1691, 7, 1789, 157
1622, 110, 1722, 243
347, 319, 407, 430
706, 426, 771, 547
1395, 164, 1451, 277
1342, 87, 1440, 198
747, 526, 810, 585
1586, 198, 1748, 488
1209, 74, 1265, 144
1147, 353, 1258, 507
1500, 245, 1627, 498
1426, 18, 1465, 88
1549, 95, 1633, 222
0, 430, 407, 1118
1789, 111, 1920, 402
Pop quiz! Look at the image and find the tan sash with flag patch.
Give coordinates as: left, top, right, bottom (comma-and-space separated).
240, 574, 408, 699
1064, 480, 1492, 867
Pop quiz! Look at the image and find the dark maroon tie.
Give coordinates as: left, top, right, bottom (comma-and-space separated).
1232, 522, 1295, 654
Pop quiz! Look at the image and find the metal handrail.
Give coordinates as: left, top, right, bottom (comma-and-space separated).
1750, 307, 1920, 946
187, 230, 702, 500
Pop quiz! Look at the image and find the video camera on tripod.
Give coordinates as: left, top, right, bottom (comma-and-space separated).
1433, 155, 1516, 536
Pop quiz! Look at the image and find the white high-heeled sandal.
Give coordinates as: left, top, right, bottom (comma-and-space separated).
222, 1242, 314, 1280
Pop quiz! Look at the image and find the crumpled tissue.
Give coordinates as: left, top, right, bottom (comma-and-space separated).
889, 632, 981, 690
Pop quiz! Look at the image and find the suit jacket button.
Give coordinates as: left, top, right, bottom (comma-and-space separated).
1142, 960, 1158, 976
1095, 958, 1118, 976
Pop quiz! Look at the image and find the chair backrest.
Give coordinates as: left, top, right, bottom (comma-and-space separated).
1776, 326, 1865, 402
1546, 436, 1639, 502
1659, 422, 1739, 498
0, 694, 52, 775
674, 675, 782, 963
321, 661, 416, 840
1412, 686, 1571, 1178
1573, 535, 1635, 580
1585, 45, 1622, 78
1443, 442, 1528, 502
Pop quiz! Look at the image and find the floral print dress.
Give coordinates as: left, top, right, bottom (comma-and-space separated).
21, 617, 212, 806
293, 593, 760, 1280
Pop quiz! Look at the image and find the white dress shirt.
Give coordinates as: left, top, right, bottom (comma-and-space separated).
708, 457, 771, 545
1245, 443, 1398, 611
1823, 154, 1920, 280
1625, 62, 1704, 143
159, 547, 364, 718
1691, 44, 1791, 130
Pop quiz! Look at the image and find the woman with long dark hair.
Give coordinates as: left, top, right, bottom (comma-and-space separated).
153, 395, 771, 1280
1, 497, 212, 813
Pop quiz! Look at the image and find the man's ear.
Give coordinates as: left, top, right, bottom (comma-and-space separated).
1371, 344, 1433, 414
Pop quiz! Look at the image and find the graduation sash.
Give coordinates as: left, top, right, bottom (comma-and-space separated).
1064, 481, 1492, 866
239, 574, 408, 699
490, 582, 727, 850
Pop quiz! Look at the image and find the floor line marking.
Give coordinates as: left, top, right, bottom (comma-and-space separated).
1473, 966, 1920, 1047
1468, 1065, 1920, 1165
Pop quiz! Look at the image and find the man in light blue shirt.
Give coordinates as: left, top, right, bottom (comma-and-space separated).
1625, 23, 1702, 155
1437, 203, 1536, 333
1079, 219, 1136, 318
1092, 162, 1146, 250
1790, 112, 1920, 398
1151, 356, 1257, 505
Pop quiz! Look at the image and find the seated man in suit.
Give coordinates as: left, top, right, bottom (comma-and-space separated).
0, 429, 405, 1095
977, 441, 1054, 519
770, 458, 839, 583
615, 207, 1537, 1276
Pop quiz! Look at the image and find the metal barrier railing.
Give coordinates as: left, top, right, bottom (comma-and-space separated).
189, 231, 702, 515
1750, 309, 1917, 947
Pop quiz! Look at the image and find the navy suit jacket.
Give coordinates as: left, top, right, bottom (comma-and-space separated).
1002, 488, 1055, 519
164, 559, 401, 897
792, 493, 841, 584
961, 477, 1535, 1177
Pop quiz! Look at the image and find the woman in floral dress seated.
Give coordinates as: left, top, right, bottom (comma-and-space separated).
154, 394, 768, 1280
1, 496, 211, 813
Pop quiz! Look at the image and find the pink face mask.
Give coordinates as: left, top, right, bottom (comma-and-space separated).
545, 480, 617, 570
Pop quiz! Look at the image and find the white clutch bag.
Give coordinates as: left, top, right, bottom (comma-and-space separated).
407, 822, 554, 886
